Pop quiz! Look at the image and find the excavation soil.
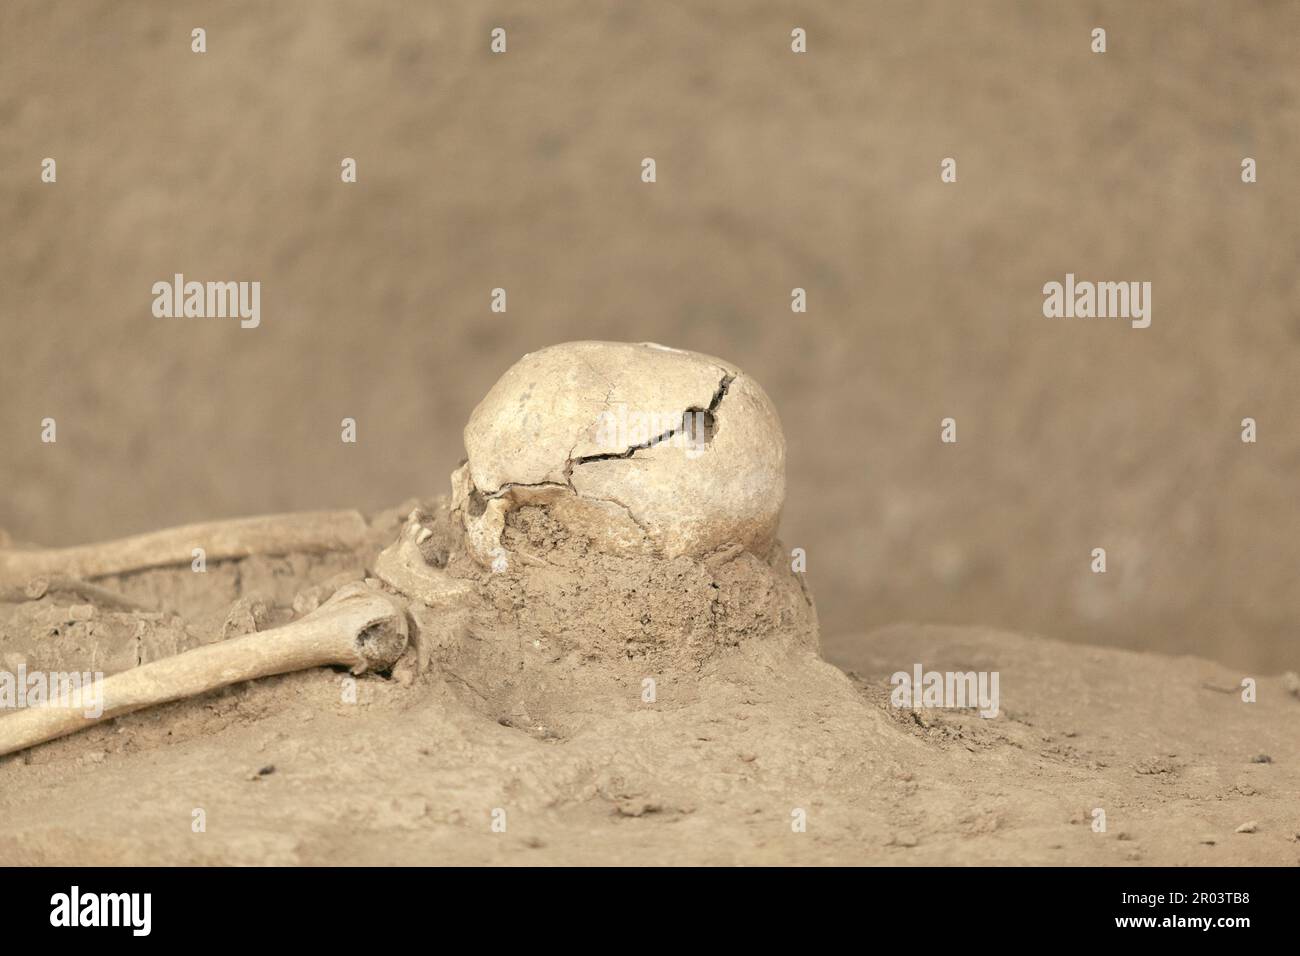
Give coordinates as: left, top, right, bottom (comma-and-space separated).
1, 502, 1296, 865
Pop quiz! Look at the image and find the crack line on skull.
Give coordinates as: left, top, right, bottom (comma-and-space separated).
482, 371, 736, 533
567, 370, 735, 469
485, 480, 571, 499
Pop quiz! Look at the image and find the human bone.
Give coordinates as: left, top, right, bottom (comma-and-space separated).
454, 341, 786, 566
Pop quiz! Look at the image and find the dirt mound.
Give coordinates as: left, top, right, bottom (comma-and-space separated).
1, 507, 1294, 865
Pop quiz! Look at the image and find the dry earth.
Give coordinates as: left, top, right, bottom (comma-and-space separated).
1, 515, 1295, 866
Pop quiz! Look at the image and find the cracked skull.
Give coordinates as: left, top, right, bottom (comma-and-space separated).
452, 341, 786, 565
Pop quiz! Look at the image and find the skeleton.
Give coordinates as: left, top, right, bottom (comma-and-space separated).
0, 341, 787, 757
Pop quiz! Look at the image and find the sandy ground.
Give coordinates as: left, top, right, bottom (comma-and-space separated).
1, 522, 1296, 866
1, 1, 1297, 867
2, 1, 1298, 673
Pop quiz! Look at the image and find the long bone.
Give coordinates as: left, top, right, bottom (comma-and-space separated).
0, 583, 407, 757
0, 510, 368, 586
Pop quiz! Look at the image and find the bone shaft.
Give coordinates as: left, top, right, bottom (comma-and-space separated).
0, 587, 404, 757
0, 511, 368, 583
1, 575, 156, 611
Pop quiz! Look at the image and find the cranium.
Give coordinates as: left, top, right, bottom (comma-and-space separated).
449, 341, 786, 569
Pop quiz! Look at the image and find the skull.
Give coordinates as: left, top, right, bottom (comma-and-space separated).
451, 341, 786, 567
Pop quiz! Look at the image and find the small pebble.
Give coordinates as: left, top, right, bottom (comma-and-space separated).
1235, 821, 1258, 834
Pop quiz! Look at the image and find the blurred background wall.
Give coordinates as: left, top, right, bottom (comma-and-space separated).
2, 1, 1297, 671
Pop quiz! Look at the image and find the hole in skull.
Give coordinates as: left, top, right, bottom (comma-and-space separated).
681, 407, 716, 448
466, 488, 488, 518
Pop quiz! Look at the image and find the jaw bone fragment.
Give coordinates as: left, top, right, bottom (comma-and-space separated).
372, 509, 474, 608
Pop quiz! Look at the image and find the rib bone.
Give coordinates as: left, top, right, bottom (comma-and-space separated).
0, 510, 368, 585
